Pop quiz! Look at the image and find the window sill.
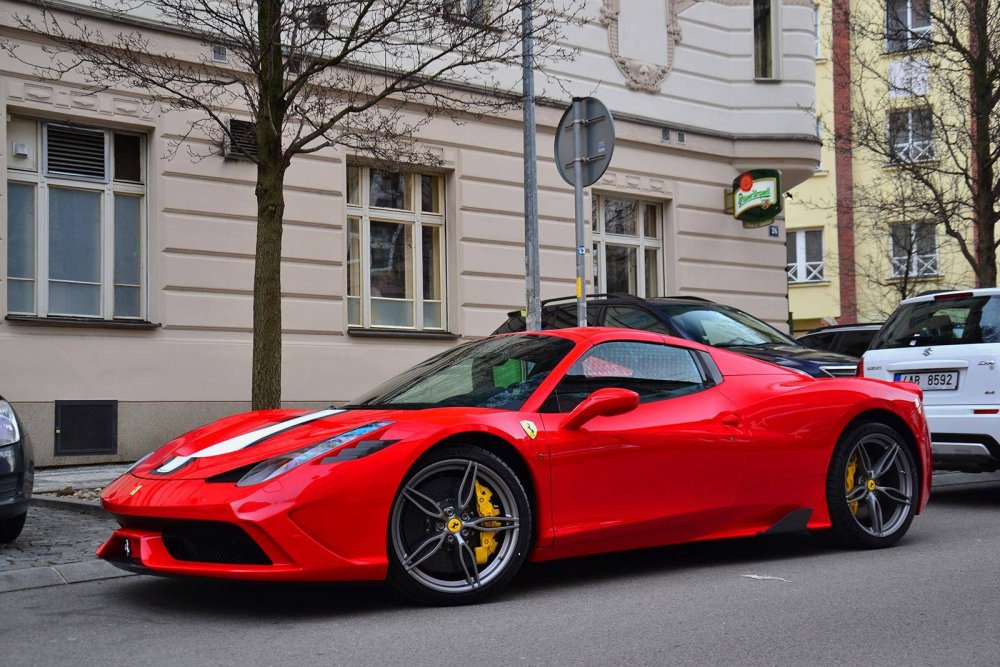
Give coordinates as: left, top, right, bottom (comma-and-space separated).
4, 315, 161, 330
888, 274, 941, 283
789, 280, 831, 287
347, 327, 460, 341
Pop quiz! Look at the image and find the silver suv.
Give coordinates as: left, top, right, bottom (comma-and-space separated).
860, 289, 1000, 472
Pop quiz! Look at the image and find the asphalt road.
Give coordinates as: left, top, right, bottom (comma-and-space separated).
5, 476, 1000, 666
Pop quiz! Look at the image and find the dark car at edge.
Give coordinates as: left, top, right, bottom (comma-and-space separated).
0, 395, 33, 542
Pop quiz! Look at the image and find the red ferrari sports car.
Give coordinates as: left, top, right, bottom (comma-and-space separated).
99, 328, 931, 604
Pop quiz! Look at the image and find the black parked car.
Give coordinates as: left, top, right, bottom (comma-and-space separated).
796, 323, 884, 358
0, 396, 33, 543
494, 294, 859, 378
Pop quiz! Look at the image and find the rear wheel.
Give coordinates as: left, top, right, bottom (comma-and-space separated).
387, 447, 531, 605
0, 511, 27, 543
826, 422, 918, 549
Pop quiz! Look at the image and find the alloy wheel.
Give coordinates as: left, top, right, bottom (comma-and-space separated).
843, 433, 914, 538
390, 457, 522, 595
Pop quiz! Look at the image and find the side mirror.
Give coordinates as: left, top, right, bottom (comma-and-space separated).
562, 388, 640, 431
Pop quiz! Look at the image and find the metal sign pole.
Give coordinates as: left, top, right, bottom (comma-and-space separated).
521, 1, 541, 331
572, 98, 587, 327
554, 96, 614, 329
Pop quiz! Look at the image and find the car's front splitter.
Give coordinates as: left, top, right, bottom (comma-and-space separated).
99, 472, 392, 582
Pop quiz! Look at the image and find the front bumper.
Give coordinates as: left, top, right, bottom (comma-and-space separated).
0, 472, 31, 520
98, 471, 396, 582
926, 406, 1000, 472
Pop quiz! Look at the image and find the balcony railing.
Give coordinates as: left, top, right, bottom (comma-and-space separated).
891, 253, 938, 278
892, 139, 935, 163
787, 261, 825, 283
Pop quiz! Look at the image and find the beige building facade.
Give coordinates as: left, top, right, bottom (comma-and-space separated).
1, 0, 820, 466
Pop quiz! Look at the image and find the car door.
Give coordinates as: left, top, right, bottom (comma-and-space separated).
538, 340, 750, 550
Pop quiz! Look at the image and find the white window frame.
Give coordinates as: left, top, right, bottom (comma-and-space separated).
786, 229, 825, 284
886, 0, 931, 53
888, 107, 935, 164
346, 166, 447, 331
5, 120, 147, 320
591, 194, 663, 298
813, 4, 823, 59
890, 222, 939, 278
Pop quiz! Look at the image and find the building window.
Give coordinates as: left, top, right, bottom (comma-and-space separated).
815, 116, 826, 171
591, 196, 662, 298
891, 223, 938, 278
886, 0, 931, 53
787, 229, 825, 283
814, 4, 822, 59
753, 0, 779, 80
444, 0, 491, 25
346, 165, 446, 330
6, 120, 146, 320
888, 107, 934, 163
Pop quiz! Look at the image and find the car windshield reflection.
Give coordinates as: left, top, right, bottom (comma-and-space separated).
344, 334, 575, 411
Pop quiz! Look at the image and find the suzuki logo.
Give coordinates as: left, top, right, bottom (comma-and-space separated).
923, 348, 933, 357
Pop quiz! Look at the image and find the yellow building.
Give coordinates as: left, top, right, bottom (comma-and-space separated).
787, 0, 977, 334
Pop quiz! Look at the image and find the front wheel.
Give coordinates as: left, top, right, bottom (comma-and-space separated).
826, 422, 918, 549
387, 447, 532, 605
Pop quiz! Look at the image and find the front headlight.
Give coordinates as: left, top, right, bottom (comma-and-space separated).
237, 421, 393, 487
0, 400, 21, 447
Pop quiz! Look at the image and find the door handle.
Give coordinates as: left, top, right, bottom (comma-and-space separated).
720, 413, 740, 428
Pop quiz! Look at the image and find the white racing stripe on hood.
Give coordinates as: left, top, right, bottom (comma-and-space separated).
155, 408, 344, 474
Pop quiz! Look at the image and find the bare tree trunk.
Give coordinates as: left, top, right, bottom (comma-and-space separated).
252, 160, 285, 410
252, 0, 286, 410
970, 0, 996, 287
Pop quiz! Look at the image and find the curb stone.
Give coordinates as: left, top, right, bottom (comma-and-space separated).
30, 495, 107, 517
0, 561, 133, 594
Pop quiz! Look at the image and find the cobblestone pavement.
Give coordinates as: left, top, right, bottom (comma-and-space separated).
0, 505, 117, 572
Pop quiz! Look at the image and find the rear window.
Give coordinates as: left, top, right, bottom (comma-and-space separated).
871, 295, 1000, 349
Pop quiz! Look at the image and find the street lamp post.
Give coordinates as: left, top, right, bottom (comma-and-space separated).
522, 0, 542, 331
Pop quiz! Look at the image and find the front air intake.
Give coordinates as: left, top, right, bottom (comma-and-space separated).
116, 517, 271, 565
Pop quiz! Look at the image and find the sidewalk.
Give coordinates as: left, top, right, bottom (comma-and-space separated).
0, 463, 134, 594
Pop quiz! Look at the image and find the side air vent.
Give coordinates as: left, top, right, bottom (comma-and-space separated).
46, 125, 106, 179
224, 118, 258, 160
54, 400, 118, 456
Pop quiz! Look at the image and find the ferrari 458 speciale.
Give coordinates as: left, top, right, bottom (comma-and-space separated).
99, 328, 931, 604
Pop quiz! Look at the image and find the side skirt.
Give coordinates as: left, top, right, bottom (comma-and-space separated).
758, 508, 813, 536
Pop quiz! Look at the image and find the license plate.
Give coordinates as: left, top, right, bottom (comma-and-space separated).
893, 371, 959, 391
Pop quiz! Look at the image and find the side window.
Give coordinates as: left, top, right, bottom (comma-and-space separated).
542, 342, 710, 413
543, 306, 598, 329
837, 331, 875, 357
604, 306, 675, 335
800, 332, 835, 350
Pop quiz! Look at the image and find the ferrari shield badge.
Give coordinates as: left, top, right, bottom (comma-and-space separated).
129, 484, 142, 496
520, 420, 538, 440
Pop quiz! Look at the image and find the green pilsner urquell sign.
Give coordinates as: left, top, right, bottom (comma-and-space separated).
733, 169, 782, 228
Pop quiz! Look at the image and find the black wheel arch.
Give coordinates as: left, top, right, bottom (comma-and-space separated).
423, 432, 537, 514
838, 409, 923, 501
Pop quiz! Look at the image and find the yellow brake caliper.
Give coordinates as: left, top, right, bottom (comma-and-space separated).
473, 480, 501, 565
846, 455, 859, 515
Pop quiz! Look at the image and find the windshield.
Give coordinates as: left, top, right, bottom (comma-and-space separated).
871, 295, 1000, 349
655, 303, 796, 347
347, 334, 575, 410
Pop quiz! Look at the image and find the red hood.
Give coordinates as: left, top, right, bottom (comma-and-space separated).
133, 408, 403, 480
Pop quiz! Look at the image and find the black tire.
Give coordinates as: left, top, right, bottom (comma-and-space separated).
387, 446, 532, 605
826, 421, 918, 549
0, 511, 27, 544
